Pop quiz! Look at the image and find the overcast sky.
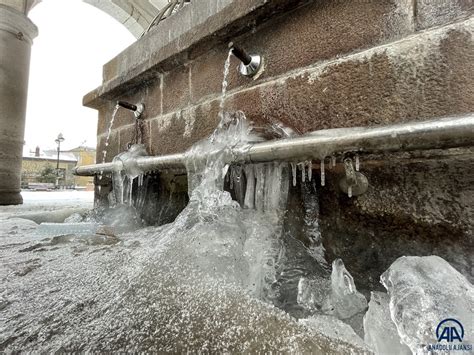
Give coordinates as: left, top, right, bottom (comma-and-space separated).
25, 0, 135, 152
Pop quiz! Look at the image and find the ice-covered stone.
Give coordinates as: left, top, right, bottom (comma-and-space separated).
323, 259, 368, 320
363, 291, 411, 355
381, 255, 474, 354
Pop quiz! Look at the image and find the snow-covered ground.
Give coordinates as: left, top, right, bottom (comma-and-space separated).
0, 190, 94, 220
21, 190, 94, 205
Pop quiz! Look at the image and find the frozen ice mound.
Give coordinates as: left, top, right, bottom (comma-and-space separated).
323, 259, 368, 320
297, 259, 367, 319
381, 255, 474, 354
296, 258, 367, 339
363, 291, 411, 354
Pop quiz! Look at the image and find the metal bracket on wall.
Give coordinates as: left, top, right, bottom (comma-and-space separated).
339, 157, 369, 197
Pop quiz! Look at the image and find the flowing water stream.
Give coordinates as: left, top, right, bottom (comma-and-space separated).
101, 104, 120, 165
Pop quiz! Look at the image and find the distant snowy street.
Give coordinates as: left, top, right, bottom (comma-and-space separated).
13, 190, 92, 208
0, 191, 94, 219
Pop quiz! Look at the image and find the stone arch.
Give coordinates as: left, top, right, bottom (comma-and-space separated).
83, 0, 168, 38
2, 0, 169, 37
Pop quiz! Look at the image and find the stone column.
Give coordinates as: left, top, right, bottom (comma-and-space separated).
0, 5, 38, 205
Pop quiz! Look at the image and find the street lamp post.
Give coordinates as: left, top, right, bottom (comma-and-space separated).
55, 133, 65, 188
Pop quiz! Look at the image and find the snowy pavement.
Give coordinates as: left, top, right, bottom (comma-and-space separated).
0, 190, 94, 221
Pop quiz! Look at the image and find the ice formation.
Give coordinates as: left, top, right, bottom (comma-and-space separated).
301, 315, 368, 351
363, 291, 411, 355
323, 259, 368, 320
111, 144, 149, 206
381, 255, 474, 354
297, 276, 329, 311
0, 112, 370, 353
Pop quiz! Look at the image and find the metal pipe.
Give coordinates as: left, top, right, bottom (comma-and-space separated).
117, 101, 138, 111
117, 101, 145, 119
229, 42, 252, 65
228, 42, 262, 77
73, 114, 474, 176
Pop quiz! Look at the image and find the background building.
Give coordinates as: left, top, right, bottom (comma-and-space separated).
67, 146, 96, 190
21, 147, 77, 189
21, 146, 96, 190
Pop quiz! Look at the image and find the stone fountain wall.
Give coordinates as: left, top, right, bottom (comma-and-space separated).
84, 0, 473, 286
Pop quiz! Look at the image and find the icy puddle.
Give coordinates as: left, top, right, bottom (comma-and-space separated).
1, 115, 472, 353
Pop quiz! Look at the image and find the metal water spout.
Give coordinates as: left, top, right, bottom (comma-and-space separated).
117, 100, 145, 119
228, 42, 262, 77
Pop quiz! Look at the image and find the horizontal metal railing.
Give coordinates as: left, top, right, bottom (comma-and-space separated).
73, 114, 474, 176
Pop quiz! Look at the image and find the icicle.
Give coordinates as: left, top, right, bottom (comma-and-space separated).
355, 154, 360, 172
348, 185, 353, 198
128, 178, 133, 206
232, 166, 245, 206
320, 159, 325, 187
308, 161, 312, 181
331, 155, 336, 168
243, 165, 255, 209
222, 164, 230, 180
263, 164, 275, 211
229, 167, 234, 189
291, 162, 297, 187
301, 162, 306, 183
234, 166, 242, 183
255, 164, 265, 211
